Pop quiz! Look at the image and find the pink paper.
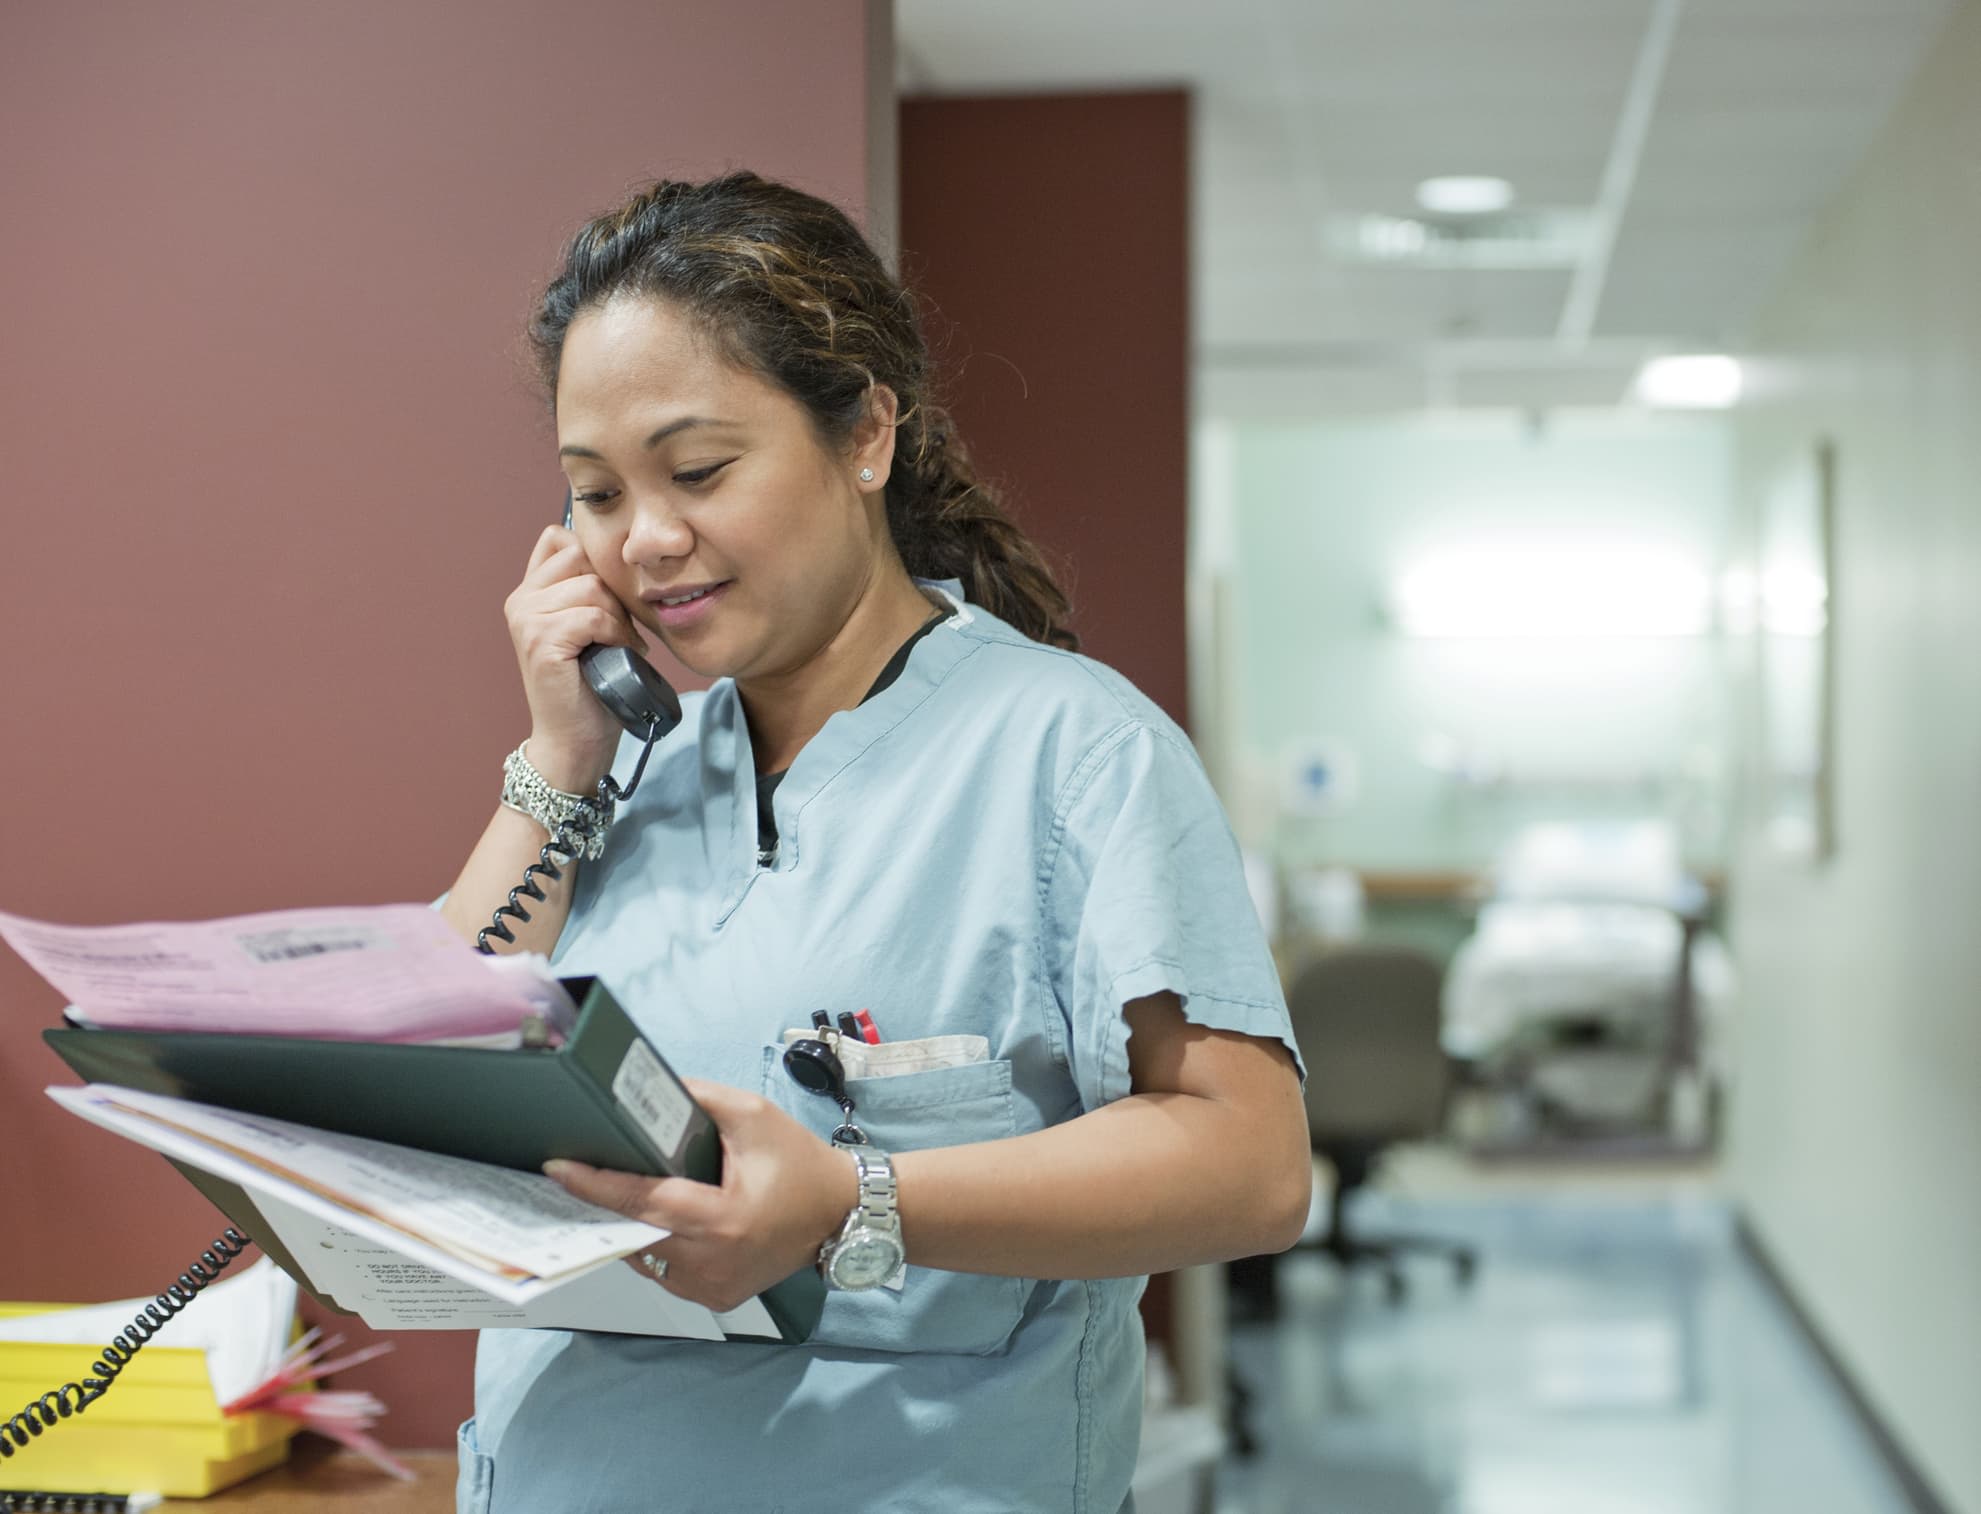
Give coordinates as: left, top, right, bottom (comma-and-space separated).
0, 903, 564, 1041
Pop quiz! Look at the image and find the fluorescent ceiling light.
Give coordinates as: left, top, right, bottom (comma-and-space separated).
1415, 176, 1515, 215
1635, 354, 1743, 409
1391, 547, 1714, 638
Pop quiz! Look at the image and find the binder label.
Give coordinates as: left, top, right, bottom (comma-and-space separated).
612, 1038, 693, 1160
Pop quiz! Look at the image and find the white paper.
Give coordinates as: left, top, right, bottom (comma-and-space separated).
46, 1085, 660, 1303
0, 1256, 296, 1403
0, 903, 572, 1042
42, 1086, 782, 1340
252, 1194, 733, 1339
711, 1297, 779, 1338
781, 1027, 990, 1078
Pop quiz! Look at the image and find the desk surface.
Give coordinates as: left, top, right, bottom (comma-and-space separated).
162, 1439, 453, 1510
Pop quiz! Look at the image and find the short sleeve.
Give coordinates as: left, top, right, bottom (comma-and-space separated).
1041, 722, 1301, 1111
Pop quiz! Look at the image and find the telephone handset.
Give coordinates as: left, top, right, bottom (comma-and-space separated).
578, 644, 682, 742
563, 489, 685, 743
472, 496, 684, 954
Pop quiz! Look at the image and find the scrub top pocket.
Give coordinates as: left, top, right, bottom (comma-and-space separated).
780, 1028, 992, 1079
760, 1045, 1032, 1356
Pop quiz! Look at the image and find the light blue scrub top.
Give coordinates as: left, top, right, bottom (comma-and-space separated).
458, 583, 1297, 1514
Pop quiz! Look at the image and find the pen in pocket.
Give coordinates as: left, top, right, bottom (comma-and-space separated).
832, 1010, 883, 1045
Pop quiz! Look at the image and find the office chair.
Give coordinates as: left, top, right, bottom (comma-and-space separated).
1287, 944, 1478, 1304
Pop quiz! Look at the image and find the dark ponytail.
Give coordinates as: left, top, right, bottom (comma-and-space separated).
528, 171, 1077, 650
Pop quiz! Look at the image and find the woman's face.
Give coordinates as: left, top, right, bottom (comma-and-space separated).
555, 293, 894, 681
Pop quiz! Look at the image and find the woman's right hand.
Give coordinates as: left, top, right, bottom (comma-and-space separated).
504, 523, 647, 792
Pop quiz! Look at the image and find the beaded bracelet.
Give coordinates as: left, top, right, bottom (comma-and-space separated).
499, 742, 615, 861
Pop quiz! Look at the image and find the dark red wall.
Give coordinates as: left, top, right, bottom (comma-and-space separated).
899, 91, 1192, 1346
0, 0, 880, 1452
898, 91, 1192, 729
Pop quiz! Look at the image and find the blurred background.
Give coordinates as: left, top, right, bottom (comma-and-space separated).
2, 1, 1976, 1511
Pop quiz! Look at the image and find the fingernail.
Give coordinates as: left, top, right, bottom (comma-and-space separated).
542, 1159, 575, 1180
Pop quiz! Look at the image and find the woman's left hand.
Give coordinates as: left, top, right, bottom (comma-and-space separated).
543, 1079, 857, 1312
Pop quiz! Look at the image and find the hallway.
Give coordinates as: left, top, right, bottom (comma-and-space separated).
1220, 1189, 1916, 1514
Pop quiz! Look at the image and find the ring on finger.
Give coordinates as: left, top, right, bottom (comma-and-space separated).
638, 1251, 670, 1281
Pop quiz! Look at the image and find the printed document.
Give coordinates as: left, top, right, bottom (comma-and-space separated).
47, 1084, 660, 1301
0, 903, 572, 1042
46, 1085, 776, 1337
250, 1197, 772, 1339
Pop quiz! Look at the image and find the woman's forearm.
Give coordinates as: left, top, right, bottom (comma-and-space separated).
438, 802, 584, 956
893, 1080, 1312, 1280
546, 1023, 1310, 1312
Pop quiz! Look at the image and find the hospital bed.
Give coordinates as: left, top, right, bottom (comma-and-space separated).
1441, 822, 1731, 1143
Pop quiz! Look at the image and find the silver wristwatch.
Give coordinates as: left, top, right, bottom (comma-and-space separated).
818, 1146, 905, 1291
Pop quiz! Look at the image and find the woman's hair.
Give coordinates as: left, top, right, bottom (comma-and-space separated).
528, 171, 1076, 650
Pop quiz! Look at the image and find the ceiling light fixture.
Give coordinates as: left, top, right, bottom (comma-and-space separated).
1415, 176, 1515, 216
1634, 354, 1743, 409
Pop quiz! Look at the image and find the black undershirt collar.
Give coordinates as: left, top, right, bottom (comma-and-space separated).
755, 605, 949, 864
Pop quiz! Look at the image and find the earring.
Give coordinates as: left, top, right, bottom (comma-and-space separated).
859, 468, 875, 483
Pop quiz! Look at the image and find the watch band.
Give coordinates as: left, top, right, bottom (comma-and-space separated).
851, 1145, 897, 1224
819, 1144, 905, 1290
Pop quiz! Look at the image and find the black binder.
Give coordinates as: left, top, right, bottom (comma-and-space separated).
44, 977, 824, 1344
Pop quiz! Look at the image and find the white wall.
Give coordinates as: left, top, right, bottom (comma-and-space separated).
1727, 6, 1981, 1511
1209, 412, 1735, 873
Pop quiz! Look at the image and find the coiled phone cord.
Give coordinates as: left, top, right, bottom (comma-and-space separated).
1, 1228, 249, 1458
475, 724, 663, 956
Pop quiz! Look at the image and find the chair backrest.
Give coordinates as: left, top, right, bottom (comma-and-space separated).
1287, 944, 1449, 1144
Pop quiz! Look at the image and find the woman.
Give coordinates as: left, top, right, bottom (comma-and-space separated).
441, 171, 1309, 1514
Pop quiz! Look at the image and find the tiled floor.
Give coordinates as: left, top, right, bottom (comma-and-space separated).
1216, 1187, 1918, 1514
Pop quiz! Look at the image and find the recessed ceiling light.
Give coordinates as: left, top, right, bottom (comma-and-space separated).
1634, 355, 1743, 409
1415, 176, 1515, 216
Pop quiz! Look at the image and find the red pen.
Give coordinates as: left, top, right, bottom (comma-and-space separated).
853, 1008, 882, 1045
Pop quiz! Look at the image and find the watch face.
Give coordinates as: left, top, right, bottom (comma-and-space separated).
828, 1228, 904, 1290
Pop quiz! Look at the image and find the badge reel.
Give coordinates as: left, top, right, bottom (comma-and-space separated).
782, 1036, 869, 1147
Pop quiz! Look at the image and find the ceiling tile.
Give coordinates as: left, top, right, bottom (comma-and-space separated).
902, 0, 1962, 410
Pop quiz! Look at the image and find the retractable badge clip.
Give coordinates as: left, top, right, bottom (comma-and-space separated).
782, 1033, 869, 1147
